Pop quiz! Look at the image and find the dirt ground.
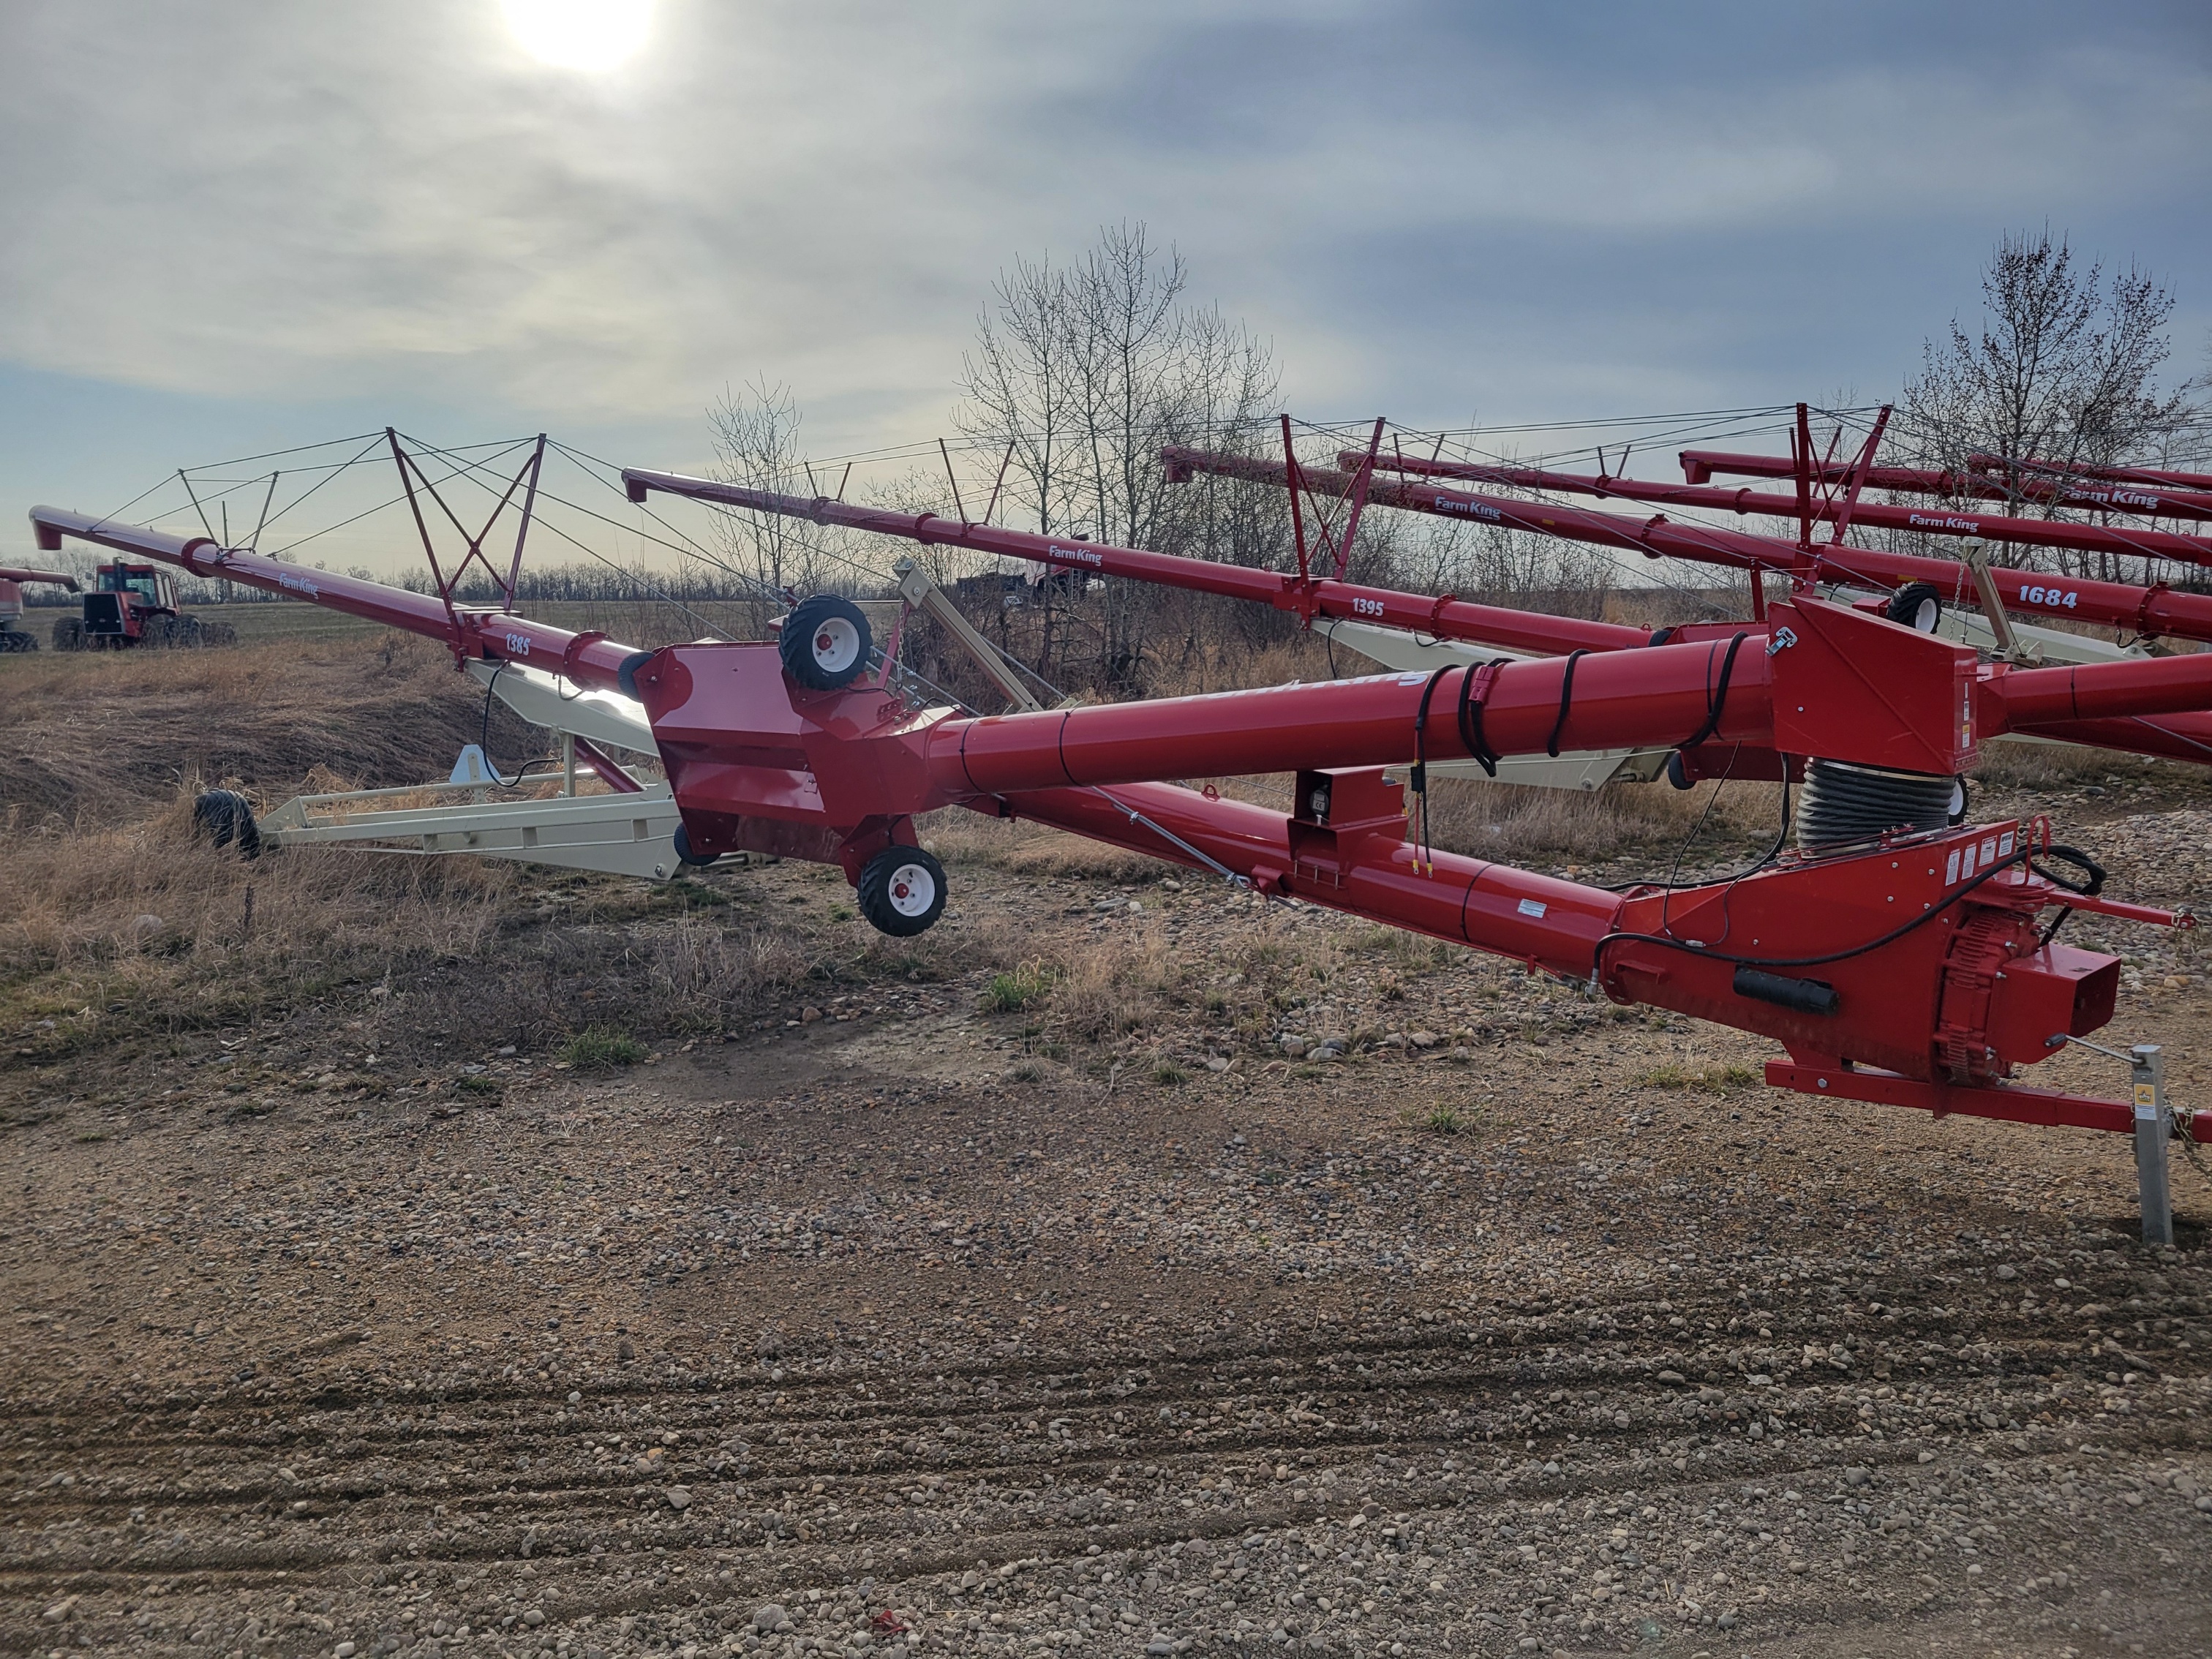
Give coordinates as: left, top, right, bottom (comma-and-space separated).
2, 641, 2210, 1659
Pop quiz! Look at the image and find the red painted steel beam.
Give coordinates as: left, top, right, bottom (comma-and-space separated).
1764, 1060, 2212, 1140
1681, 447, 2212, 522
1353, 450, 2212, 631
931, 634, 1773, 796
2013, 714, 2212, 768
1971, 454, 2212, 494
1984, 652, 2212, 727
617, 467, 1649, 658
28, 507, 651, 695
993, 778, 1623, 982
927, 618, 2212, 797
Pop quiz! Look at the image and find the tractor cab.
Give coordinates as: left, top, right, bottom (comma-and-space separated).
98, 562, 175, 607
81, 560, 181, 642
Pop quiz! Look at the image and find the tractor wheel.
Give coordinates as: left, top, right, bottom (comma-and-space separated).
192, 789, 262, 857
0, 629, 32, 653
51, 617, 84, 651
854, 844, 946, 937
199, 620, 237, 647
778, 594, 873, 691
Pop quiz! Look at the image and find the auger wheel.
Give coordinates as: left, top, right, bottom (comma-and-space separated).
855, 845, 946, 937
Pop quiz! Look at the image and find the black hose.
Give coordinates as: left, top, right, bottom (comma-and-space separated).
1674, 631, 1750, 752
1410, 666, 1452, 870
1546, 650, 1590, 757
1593, 840, 2040, 982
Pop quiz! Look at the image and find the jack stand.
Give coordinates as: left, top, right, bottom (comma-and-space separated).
2133, 1044, 2173, 1247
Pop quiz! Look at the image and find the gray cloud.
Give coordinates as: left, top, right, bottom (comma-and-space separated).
2, 0, 2207, 530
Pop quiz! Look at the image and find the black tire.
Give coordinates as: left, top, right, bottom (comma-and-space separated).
855, 845, 946, 937
672, 822, 718, 868
1946, 775, 1970, 827
1666, 750, 1695, 791
192, 789, 262, 857
779, 595, 872, 691
1886, 582, 1944, 633
52, 617, 83, 651
0, 629, 32, 652
199, 620, 237, 647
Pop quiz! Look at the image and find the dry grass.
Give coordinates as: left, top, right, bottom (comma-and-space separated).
0, 789, 862, 1074
0, 632, 543, 825
1422, 773, 1783, 867
922, 810, 1170, 884
1972, 740, 2148, 791
1044, 927, 1188, 1044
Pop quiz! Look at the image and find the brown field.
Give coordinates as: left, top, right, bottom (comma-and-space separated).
1, 635, 2209, 1659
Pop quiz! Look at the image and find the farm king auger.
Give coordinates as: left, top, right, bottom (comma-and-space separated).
603, 461, 2212, 1233
31, 427, 2212, 1240
1156, 422, 2212, 776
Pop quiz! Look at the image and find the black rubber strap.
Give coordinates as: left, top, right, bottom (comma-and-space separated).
1456, 658, 1508, 778
1677, 631, 1750, 751
1410, 665, 1451, 795
1546, 650, 1590, 758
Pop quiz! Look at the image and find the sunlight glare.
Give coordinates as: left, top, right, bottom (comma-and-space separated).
500, 0, 655, 72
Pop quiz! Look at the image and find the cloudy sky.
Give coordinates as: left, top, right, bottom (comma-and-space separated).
3, 0, 2208, 573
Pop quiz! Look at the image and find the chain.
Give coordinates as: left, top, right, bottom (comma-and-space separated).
2175, 1118, 2212, 1189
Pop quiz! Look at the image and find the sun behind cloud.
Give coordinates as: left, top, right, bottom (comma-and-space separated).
500, 0, 654, 72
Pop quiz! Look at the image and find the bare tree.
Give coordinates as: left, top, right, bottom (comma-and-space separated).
1901, 230, 2199, 578
958, 252, 1083, 540
706, 375, 822, 597
956, 222, 1278, 687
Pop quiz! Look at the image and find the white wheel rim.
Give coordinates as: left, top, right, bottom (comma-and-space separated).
1948, 780, 1966, 816
1911, 597, 1938, 632
885, 862, 936, 917
810, 615, 862, 675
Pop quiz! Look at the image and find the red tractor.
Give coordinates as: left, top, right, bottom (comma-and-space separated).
50, 560, 235, 650
0, 568, 81, 652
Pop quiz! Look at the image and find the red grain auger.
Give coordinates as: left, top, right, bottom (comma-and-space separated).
31, 426, 2210, 1242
